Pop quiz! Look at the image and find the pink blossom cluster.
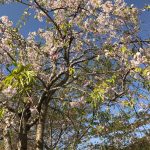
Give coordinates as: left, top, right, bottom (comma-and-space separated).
0, 16, 13, 27
2, 86, 17, 98
131, 52, 147, 67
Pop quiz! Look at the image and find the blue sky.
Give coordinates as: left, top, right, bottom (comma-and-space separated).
0, 1, 150, 38
126, 0, 150, 38
0, 2, 45, 36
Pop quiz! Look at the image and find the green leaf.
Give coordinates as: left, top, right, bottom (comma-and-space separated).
2, 63, 36, 93
135, 67, 142, 73
121, 46, 127, 53
0, 108, 4, 118
144, 5, 150, 10
69, 67, 75, 76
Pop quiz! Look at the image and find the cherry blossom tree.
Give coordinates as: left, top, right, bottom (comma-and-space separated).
0, 0, 150, 150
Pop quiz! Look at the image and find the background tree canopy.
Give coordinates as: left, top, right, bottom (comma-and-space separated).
0, 0, 150, 150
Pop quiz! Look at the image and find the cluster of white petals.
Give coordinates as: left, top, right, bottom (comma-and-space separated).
0, 16, 13, 27
69, 96, 85, 108
102, 1, 113, 13
2, 86, 17, 98
131, 52, 147, 67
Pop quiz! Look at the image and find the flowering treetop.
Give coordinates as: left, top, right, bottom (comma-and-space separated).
0, 0, 150, 149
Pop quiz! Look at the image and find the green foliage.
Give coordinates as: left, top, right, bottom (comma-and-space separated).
60, 22, 72, 35
121, 46, 127, 53
2, 63, 36, 93
103, 44, 114, 52
142, 67, 150, 76
135, 67, 142, 73
90, 82, 107, 106
144, 5, 150, 11
0, 108, 4, 119
106, 75, 116, 84
69, 67, 75, 76
121, 99, 135, 108
90, 74, 117, 107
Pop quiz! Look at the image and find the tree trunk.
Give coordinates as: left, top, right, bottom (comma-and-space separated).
3, 123, 12, 150
36, 103, 48, 150
17, 127, 28, 150
17, 104, 31, 150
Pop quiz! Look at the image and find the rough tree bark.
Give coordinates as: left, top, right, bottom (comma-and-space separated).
17, 123, 28, 150
35, 102, 48, 150
3, 123, 12, 150
17, 103, 31, 150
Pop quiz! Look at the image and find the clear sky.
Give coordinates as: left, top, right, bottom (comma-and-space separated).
0, 1, 150, 37
0, 2, 45, 36
125, 0, 150, 38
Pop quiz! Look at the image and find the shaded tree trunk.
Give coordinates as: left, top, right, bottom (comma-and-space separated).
36, 102, 48, 150
17, 126, 28, 150
17, 103, 31, 150
3, 123, 12, 150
